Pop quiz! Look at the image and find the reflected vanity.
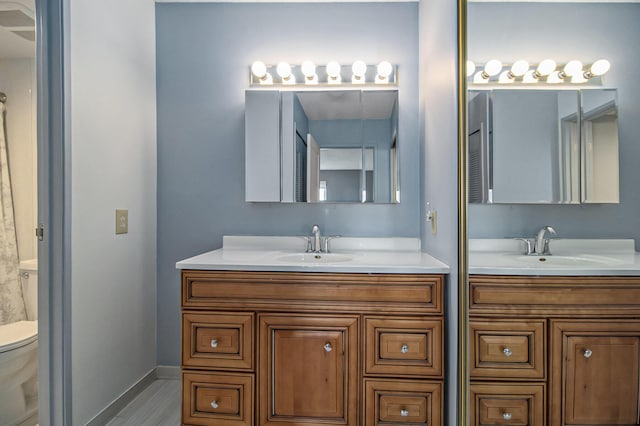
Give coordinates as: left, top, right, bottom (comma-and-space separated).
245, 89, 399, 203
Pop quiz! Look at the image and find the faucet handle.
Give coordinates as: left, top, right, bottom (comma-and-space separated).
515, 238, 534, 255
321, 236, 341, 253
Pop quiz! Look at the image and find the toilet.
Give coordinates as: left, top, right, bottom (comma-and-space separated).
0, 259, 38, 426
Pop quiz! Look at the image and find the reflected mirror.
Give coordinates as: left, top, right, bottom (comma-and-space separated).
245, 89, 399, 203
469, 88, 619, 204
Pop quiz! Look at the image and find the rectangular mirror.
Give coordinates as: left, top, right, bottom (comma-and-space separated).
245, 89, 399, 204
468, 88, 618, 204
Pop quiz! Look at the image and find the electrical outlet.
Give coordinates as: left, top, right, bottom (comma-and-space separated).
116, 209, 128, 234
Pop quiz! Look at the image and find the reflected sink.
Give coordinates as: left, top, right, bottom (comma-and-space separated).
276, 253, 354, 264
513, 254, 625, 267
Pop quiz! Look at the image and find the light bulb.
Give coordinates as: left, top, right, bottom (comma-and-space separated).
251, 61, 267, 79
473, 71, 489, 84
352, 60, 367, 78
499, 70, 515, 84
466, 60, 476, 77
522, 70, 538, 84
276, 62, 292, 79
510, 60, 529, 77
546, 71, 564, 84
589, 59, 610, 76
326, 61, 341, 78
571, 73, 588, 84
563, 60, 583, 77
301, 61, 316, 78
377, 61, 393, 78
483, 59, 502, 77
535, 59, 556, 77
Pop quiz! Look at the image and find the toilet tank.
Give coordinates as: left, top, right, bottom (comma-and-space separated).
19, 259, 38, 321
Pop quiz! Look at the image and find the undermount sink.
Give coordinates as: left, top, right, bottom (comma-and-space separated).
513, 254, 625, 267
276, 253, 354, 264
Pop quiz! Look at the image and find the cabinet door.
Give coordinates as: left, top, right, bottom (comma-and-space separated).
551, 320, 640, 425
258, 314, 358, 425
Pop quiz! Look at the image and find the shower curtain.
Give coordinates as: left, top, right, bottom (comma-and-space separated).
0, 101, 26, 325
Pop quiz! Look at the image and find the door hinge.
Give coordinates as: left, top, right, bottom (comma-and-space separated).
36, 224, 44, 241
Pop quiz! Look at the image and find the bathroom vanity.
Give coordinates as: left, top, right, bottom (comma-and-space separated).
177, 236, 448, 426
469, 239, 640, 426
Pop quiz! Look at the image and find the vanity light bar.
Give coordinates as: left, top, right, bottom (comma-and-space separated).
249, 61, 397, 87
468, 59, 610, 85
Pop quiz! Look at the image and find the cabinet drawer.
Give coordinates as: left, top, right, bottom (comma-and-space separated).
182, 312, 254, 371
470, 383, 545, 426
470, 319, 545, 380
182, 371, 254, 426
364, 378, 442, 426
364, 317, 443, 377
182, 271, 443, 314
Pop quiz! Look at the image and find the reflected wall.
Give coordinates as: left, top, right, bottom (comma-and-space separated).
468, 2, 640, 246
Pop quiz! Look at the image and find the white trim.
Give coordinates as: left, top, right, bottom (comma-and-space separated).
155, 365, 181, 380
85, 369, 157, 426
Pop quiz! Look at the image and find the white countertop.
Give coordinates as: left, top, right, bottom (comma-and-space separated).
176, 236, 450, 274
469, 238, 640, 276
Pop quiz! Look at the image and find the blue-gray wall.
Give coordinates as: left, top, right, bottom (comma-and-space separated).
468, 3, 640, 246
156, 2, 419, 365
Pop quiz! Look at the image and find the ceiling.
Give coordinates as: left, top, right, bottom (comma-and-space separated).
0, 0, 35, 59
297, 90, 397, 121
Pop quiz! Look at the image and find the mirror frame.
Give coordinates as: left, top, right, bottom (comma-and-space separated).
457, 0, 470, 423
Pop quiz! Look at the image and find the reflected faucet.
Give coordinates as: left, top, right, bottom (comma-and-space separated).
535, 226, 557, 255
311, 224, 321, 253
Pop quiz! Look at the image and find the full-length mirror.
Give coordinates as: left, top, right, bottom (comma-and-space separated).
245, 89, 399, 204
464, 1, 640, 424
469, 89, 619, 204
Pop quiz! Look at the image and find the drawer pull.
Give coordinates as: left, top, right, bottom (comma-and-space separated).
503, 347, 512, 357
211, 400, 219, 409
400, 409, 409, 417
210, 339, 218, 348
324, 343, 333, 352
401, 344, 409, 354
503, 412, 512, 420
584, 348, 593, 358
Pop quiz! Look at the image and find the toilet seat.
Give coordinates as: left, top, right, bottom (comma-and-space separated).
0, 321, 38, 353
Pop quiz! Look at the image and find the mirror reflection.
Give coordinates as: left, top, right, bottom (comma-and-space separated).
245, 89, 399, 203
468, 89, 618, 204
290, 90, 399, 203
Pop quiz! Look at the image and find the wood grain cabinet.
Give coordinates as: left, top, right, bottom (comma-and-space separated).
470, 275, 640, 426
181, 270, 445, 426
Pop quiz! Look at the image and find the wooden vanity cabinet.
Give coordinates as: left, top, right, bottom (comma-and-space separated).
470, 275, 640, 426
181, 270, 445, 426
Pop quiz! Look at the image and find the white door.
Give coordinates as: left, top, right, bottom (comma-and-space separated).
307, 133, 320, 202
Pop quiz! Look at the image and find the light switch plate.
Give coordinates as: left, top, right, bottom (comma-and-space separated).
116, 209, 128, 234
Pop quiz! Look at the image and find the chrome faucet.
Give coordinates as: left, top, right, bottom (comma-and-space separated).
535, 226, 556, 255
311, 224, 321, 253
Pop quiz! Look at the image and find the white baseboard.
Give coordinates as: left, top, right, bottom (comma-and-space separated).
155, 365, 180, 380
85, 368, 156, 426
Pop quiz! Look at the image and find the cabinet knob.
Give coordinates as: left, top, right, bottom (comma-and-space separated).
583, 348, 593, 358
324, 343, 333, 352
400, 409, 409, 417
503, 347, 512, 357
211, 339, 218, 348
502, 412, 512, 420
401, 344, 409, 354
211, 400, 219, 409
